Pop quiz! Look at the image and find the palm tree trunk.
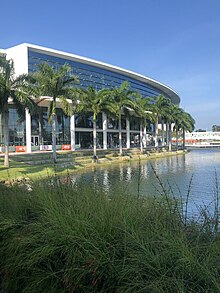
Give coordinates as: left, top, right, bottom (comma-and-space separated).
140, 121, 143, 154
3, 108, 9, 168
168, 123, 172, 151
154, 116, 158, 148
39, 109, 43, 145
70, 113, 75, 151
143, 118, 147, 148
93, 114, 97, 159
176, 128, 178, 150
52, 113, 57, 163
166, 121, 169, 146
119, 112, 122, 155
183, 128, 186, 149
161, 119, 165, 146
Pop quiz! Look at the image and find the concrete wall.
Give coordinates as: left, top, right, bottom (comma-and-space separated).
5, 44, 28, 76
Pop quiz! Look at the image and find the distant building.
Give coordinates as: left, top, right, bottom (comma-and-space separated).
0, 43, 180, 153
185, 131, 220, 146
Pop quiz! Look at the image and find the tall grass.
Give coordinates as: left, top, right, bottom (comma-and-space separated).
1, 175, 220, 292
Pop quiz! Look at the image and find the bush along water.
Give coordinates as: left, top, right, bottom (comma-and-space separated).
1, 174, 220, 293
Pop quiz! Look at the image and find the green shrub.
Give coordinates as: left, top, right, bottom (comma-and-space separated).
0, 178, 220, 292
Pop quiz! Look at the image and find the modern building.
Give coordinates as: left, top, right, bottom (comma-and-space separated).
0, 43, 180, 153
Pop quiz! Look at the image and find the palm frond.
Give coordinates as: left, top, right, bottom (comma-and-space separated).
58, 95, 72, 116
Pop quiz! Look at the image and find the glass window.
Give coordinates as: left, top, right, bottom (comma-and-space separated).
130, 133, 140, 148
75, 113, 102, 129
121, 115, 126, 130
130, 117, 140, 131
28, 49, 172, 101
107, 132, 119, 148
31, 114, 39, 135
56, 108, 70, 144
75, 131, 92, 148
107, 116, 118, 130
8, 106, 25, 146
75, 113, 93, 128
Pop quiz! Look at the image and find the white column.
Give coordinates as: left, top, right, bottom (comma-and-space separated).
161, 119, 165, 145
25, 108, 31, 153
70, 114, 75, 151
126, 118, 130, 149
166, 121, 169, 145
143, 124, 147, 148
102, 112, 108, 150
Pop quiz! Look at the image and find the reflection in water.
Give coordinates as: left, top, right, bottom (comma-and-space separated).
119, 165, 123, 181
67, 150, 220, 215
103, 170, 109, 193
126, 166, 132, 181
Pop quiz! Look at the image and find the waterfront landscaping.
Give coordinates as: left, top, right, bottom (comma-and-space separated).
1, 149, 220, 292
1, 174, 220, 293
0, 148, 186, 182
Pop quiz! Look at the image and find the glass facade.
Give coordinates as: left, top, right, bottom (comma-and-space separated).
75, 113, 102, 129
8, 106, 25, 146
76, 131, 103, 149
130, 133, 140, 148
130, 117, 140, 131
107, 132, 126, 148
30, 107, 70, 145
0, 107, 26, 146
107, 115, 126, 130
28, 50, 170, 99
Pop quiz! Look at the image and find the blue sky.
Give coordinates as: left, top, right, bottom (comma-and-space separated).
1, 0, 220, 130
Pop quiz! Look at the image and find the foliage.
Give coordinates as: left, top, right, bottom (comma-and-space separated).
149, 95, 173, 147
133, 93, 153, 152
212, 125, 220, 132
29, 63, 79, 120
0, 58, 36, 167
1, 177, 220, 292
77, 87, 111, 157
107, 81, 136, 155
29, 63, 79, 162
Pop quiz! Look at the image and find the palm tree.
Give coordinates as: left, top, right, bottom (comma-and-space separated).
77, 87, 111, 159
0, 58, 35, 168
172, 105, 184, 150
163, 102, 178, 151
150, 95, 172, 148
108, 81, 136, 155
180, 111, 195, 149
29, 63, 78, 163
167, 106, 195, 151
134, 93, 153, 153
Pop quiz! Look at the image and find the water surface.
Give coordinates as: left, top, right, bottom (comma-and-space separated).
67, 149, 220, 215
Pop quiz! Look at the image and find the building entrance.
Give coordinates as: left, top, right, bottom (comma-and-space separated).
31, 136, 39, 146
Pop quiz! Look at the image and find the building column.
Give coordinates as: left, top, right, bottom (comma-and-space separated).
102, 112, 107, 149
70, 114, 75, 151
25, 108, 31, 153
143, 124, 147, 148
161, 119, 165, 145
126, 118, 130, 149
166, 121, 169, 145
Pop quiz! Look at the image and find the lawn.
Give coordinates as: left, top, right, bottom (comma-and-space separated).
0, 151, 90, 181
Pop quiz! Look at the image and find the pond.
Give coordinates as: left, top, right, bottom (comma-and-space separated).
66, 149, 220, 216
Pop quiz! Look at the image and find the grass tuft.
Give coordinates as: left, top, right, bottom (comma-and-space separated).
0, 176, 220, 292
